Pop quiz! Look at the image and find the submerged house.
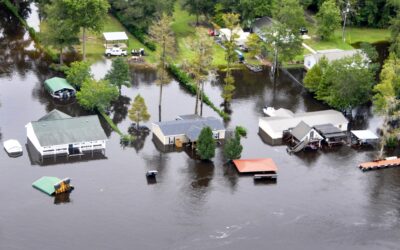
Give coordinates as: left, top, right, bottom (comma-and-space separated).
259, 109, 348, 144
286, 121, 323, 152
44, 77, 76, 100
26, 110, 107, 160
304, 49, 365, 70
152, 115, 225, 146
314, 124, 348, 146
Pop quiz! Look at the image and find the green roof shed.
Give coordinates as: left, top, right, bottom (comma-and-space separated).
32, 176, 62, 195
44, 77, 75, 95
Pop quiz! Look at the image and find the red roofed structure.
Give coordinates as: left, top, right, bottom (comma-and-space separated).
233, 158, 278, 173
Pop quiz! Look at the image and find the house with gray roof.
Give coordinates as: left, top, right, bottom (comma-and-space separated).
152, 115, 225, 146
259, 109, 348, 144
304, 49, 367, 70
26, 110, 107, 159
286, 121, 323, 152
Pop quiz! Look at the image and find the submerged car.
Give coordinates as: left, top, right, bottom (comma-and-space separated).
3, 139, 23, 157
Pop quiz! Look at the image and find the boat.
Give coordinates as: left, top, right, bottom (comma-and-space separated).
263, 107, 294, 118
3, 139, 23, 157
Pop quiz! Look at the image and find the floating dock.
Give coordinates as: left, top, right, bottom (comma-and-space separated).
359, 157, 400, 171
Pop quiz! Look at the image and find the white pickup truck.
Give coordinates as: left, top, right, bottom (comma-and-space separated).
105, 47, 127, 57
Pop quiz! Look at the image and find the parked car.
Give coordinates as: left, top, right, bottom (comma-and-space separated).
300, 27, 308, 35
105, 47, 127, 57
131, 48, 145, 56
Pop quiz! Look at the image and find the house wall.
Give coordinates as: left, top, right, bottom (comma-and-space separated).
258, 119, 282, 140
304, 55, 316, 70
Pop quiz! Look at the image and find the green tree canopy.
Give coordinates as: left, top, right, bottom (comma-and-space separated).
197, 127, 216, 160
42, 1, 80, 65
105, 57, 131, 94
304, 57, 329, 92
128, 94, 151, 129
316, 0, 341, 40
273, 0, 306, 32
77, 79, 118, 111
66, 61, 92, 88
223, 126, 247, 160
63, 0, 110, 60
246, 33, 263, 59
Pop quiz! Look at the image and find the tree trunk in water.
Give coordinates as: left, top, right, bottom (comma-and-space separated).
200, 81, 204, 116
82, 28, 86, 61
59, 47, 63, 65
194, 80, 200, 115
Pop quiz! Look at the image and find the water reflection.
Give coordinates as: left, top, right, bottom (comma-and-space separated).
110, 95, 131, 125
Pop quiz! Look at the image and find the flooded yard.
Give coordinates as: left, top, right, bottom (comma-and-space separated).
0, 6, 400, 250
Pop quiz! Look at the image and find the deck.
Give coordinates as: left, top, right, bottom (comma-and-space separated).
359, 157, 400, 171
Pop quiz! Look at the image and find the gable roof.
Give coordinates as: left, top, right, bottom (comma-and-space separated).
31, 110, 107, 146
314, 124, 347, 138
305, 49, 364, 63
154, 116, 224, 140
44, 77, 75, 94
291, 121, 312, 141
38, 109, 72, 121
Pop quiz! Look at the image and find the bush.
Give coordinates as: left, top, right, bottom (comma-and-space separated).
168, 64, 229, 120
120, 134, 136, 146
386, 136, 398, 148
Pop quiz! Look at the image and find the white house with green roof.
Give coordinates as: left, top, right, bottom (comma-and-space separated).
26, 110, 107, 160
44, 77, 76, 99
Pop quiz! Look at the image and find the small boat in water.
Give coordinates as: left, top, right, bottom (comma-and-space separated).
146, 170, 158, 178
3, 139, 23, 157
263, 106, 294, 118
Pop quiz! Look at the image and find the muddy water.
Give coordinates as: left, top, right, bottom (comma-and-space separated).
0, 6, 400, 250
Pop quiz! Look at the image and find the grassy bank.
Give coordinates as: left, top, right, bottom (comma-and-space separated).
99, 110, 122, 135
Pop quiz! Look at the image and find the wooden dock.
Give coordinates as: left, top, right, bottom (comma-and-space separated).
359, 157, 400, 171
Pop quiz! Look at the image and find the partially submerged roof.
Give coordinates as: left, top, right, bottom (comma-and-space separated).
259, 110, 348, 139
291, 121, 312, 141
154, 116, 224, 140
44, 77, 75, 93
351, 130, 379, 140
32, 176, 62, 195
233, 158, 278, 173
38, 109, 72, 121
305, 49, 363, 62
30, 110, 107, 146
103, 32, 128, 41
314, 124, 347, 138
176, 114, 202, 120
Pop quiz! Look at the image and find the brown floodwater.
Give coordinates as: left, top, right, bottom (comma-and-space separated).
0, 5, 399, 250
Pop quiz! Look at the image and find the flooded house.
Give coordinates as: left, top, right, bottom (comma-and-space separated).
25, 110, 107, 161
304, 49, 365, 70
259, 109, 348, 145
314, 124, 348, 146
285, 121, 323, 153
152, 115, 225, 147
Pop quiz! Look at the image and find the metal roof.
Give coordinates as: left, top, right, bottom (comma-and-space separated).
38, 109, 72, 121
103, 32, 128, 41
259, 110, 348, 139
233, 158, 278, 173
44, 77, 75, 94
176, 114, 202, 120
154, 116, 224, 140
291, 121, 312, 141
314, 124, 347, 138
32, 176, 61, 195
305, 49, 363, 63
351, 130, 379, 140
31, 110, 107, 146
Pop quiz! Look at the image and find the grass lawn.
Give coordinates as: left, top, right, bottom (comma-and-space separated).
171, 4, 227, 67
40, 14, 157, 64
303, 14, 390, 53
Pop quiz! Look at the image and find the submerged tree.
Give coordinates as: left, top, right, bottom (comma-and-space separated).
66, 61, 92, 88
373, 55, 400, 158
223, 126, 247, 160
221, 13, 240, 106
128, 94, 151, 130
149, 13, 176, 122
105, 57, 131, 95
77, 79, 118, 111
63, 0, 110, 61
189, 27, 214, 116
197, 127, 216, 160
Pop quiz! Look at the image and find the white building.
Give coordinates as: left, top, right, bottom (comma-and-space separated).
219, 27, 250, 47
304, 49, 364, 70
26, 110, 107, 160
259, 109, 348, 142
152, 115, 225, 146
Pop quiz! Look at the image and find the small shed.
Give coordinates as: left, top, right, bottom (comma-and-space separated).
351, 130, 379, 146
103, 32, 129, 49
32, 176, 73, 196
44, 77, 76, 99
233, 158, 277, 173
